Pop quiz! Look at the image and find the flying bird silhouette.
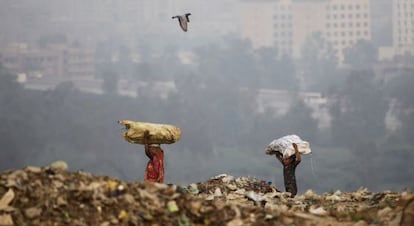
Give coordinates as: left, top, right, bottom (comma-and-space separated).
172, 13, 191, 32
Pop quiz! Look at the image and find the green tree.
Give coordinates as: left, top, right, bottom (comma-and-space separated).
37, 33, 67, 48
343, 40, 377, 69
255, 47, 297, 89
328, 70, 388, 186
329, 70, 388, 146
299, 32, 338, 91
385, 69, 414, 144
280, 98, 319, 142
101, 66, 119, 95
195, 36, 258, 88
0, 63, 21, 95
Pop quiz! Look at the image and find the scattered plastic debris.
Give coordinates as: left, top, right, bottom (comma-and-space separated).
0, 166, 411, 225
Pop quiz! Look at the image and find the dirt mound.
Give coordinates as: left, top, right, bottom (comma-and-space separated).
0, 164, 413, 226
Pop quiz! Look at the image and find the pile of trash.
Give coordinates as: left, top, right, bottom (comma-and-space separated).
0, 163, 413, 226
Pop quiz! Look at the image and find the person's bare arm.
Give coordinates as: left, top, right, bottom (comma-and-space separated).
144, 131, 151, 158
293, 143, 301, 164
275, 153, 283, 164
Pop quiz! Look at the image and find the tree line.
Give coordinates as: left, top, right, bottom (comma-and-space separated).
1, 33, 413, 192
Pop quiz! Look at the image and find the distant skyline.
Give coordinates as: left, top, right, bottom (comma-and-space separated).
0, 0, 408, 62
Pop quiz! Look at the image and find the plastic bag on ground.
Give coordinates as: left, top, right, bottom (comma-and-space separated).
265, 134, 311, 158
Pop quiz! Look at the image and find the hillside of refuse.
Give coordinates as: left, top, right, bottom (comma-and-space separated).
0, 163, 413, 226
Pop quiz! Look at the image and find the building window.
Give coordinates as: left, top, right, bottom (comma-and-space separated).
341, 5, 345, 10
364, 22, 368, 27
356, 4, 360, 10
349, 31, 353, 36
348, 5, 353, 10
349, 14, 353, 19
341, 22, 346, 28
326, 23, 330, 28
349, 22, 353, 27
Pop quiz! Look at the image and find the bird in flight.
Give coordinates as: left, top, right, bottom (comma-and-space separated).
172, 13, 191, 32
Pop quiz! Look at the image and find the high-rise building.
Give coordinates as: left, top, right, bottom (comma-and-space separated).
240, 0, 276, 49
393, 0, 414, 54
324, 0, 371, 59
240, 0, 372, 62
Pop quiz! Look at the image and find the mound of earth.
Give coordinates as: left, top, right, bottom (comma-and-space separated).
0, 163, 413, 226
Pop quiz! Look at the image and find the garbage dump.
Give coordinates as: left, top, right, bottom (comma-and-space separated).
0, 163, 412, 226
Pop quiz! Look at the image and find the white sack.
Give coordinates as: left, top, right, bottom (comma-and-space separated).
265, 134, 311, 159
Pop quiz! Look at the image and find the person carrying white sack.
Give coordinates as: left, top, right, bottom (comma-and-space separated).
276, 143, 301, 197
265, 135, 311, 197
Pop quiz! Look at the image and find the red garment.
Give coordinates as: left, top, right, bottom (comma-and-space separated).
144, 147, 164, 183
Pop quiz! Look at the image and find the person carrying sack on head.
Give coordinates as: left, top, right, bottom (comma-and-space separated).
143, 131, 165, 183
275, 143, 301, 197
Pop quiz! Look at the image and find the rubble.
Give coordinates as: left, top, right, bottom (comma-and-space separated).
0, 164, 412, 225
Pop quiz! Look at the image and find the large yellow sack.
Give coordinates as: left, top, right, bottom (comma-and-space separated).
118, 120, 181, 145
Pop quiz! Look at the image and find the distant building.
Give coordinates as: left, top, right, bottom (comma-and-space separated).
240, 0, 372, 62
324, 0, 372, 61
378, 0, 414, 61
240, 0, 276, 49
0, 44, 95, 78
60, 46, 95, 78
256, 88, 330, 128
392, 0, 414, 55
